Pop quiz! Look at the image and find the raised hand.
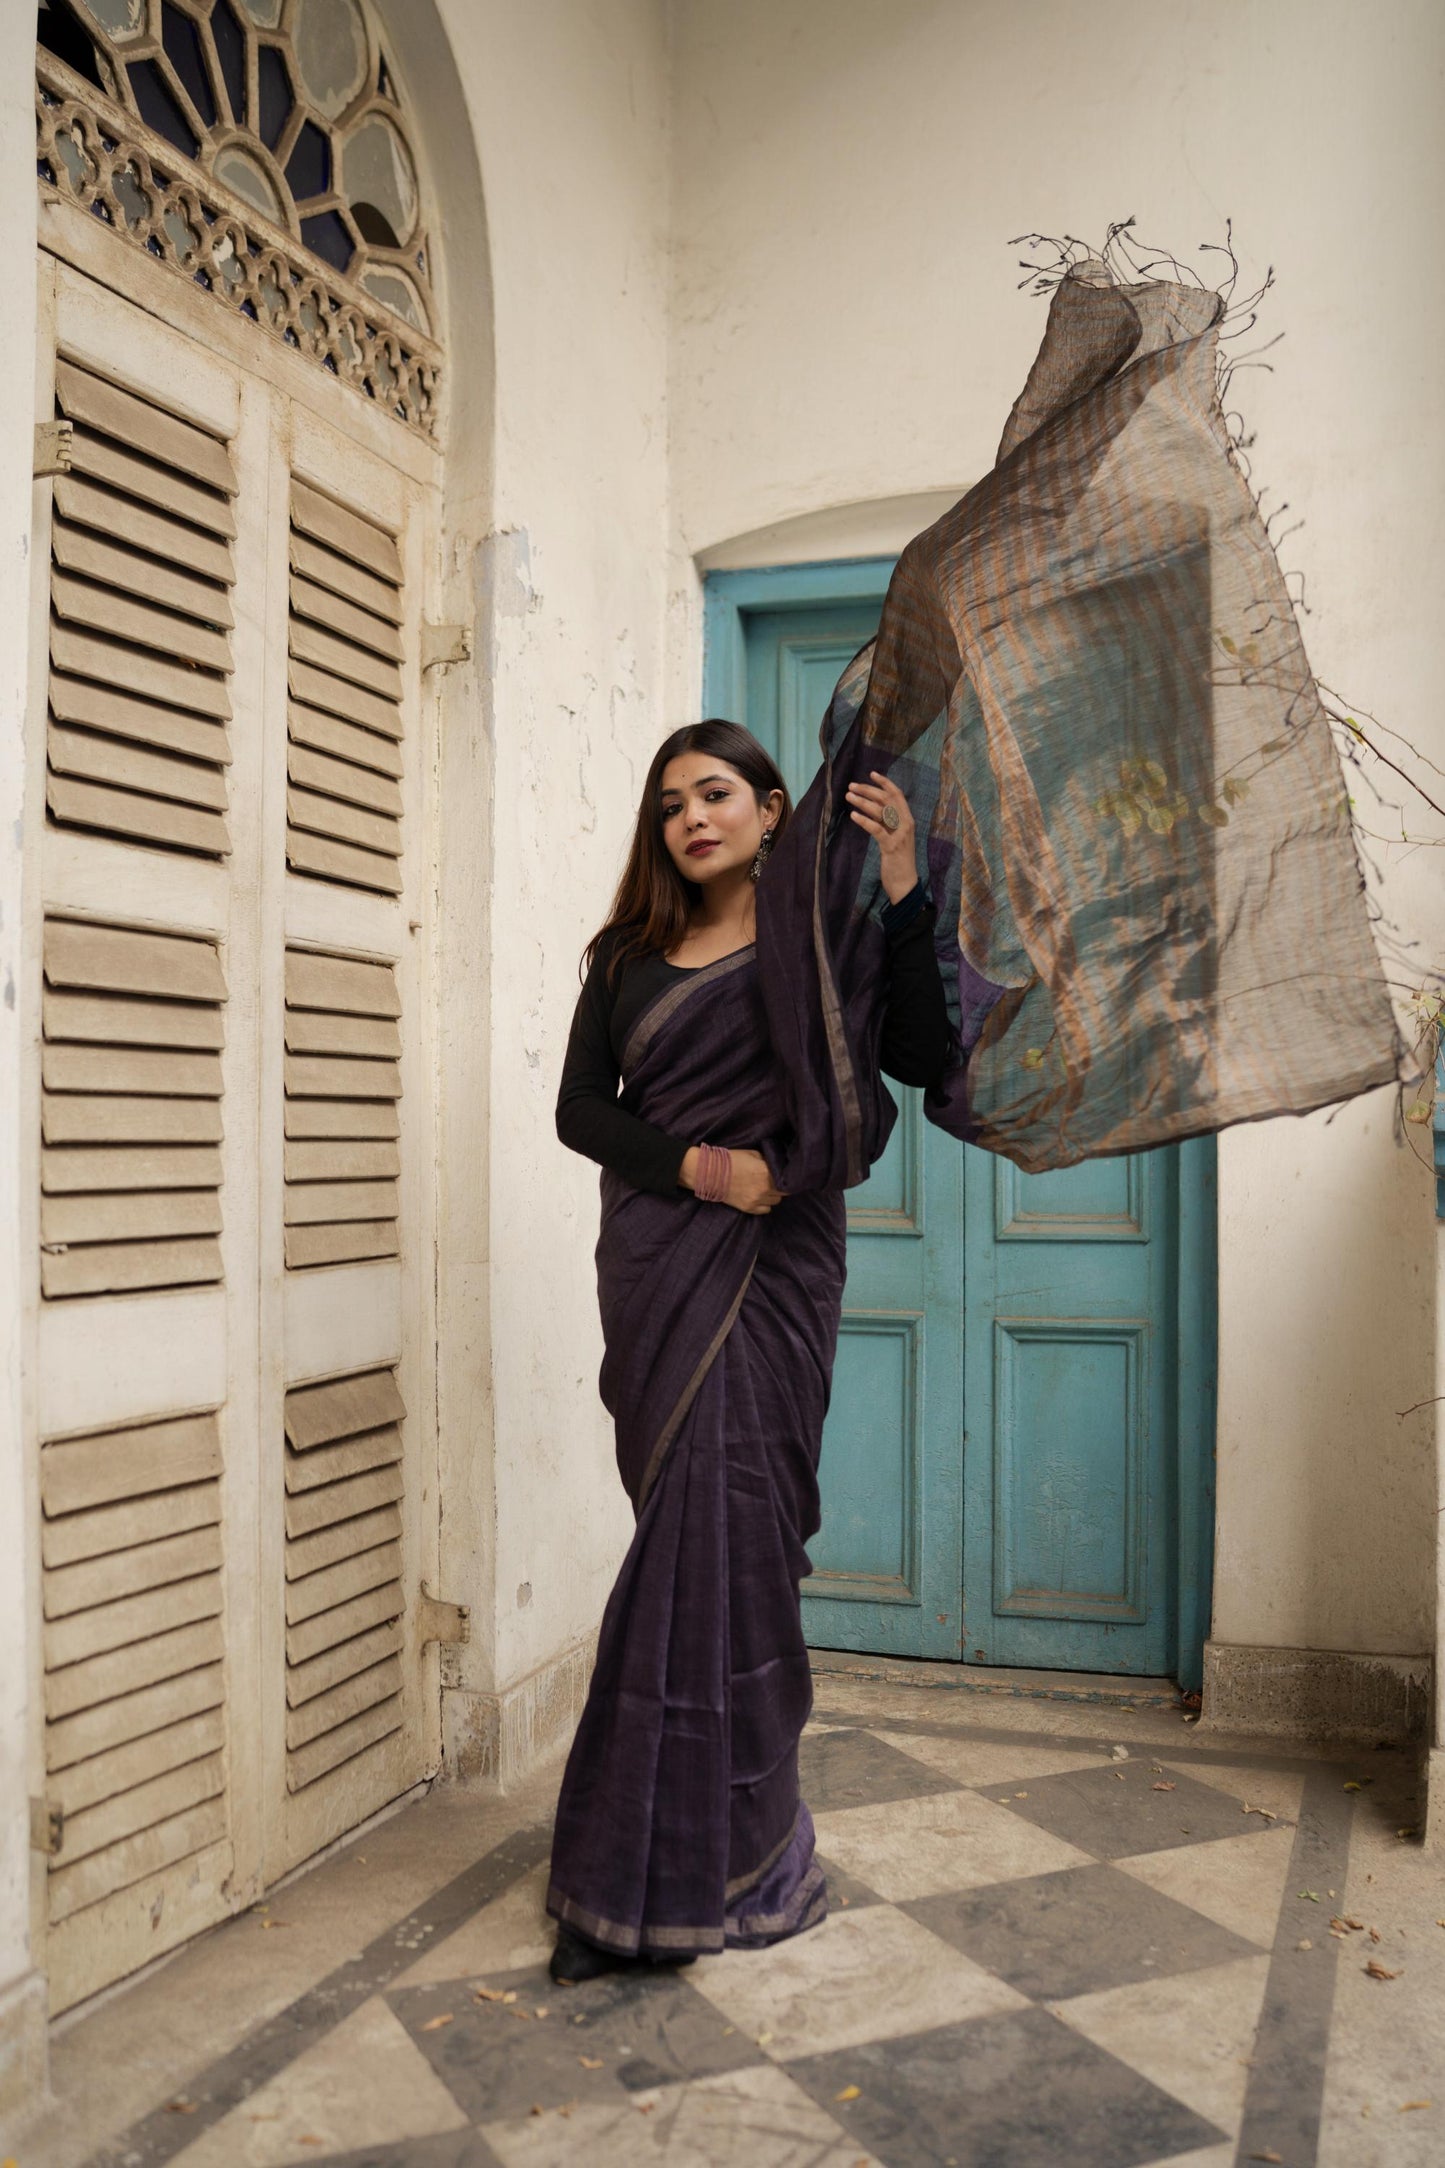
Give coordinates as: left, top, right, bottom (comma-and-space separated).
845, 771, 919, 904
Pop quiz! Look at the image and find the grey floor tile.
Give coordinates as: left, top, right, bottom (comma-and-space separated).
799, 1726, 962, 1811
387, 1961, 762, 2122
787, 2004, 1226, 2168
904, 1862, 1258, 2002
996, 1759, 1269, 1859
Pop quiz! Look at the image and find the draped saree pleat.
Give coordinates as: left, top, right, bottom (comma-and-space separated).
547, 946, 843, 1955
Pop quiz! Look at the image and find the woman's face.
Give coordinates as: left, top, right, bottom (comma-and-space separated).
658, 754, 780, 887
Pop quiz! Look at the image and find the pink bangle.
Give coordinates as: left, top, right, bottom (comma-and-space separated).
693, 1142, 732, 1203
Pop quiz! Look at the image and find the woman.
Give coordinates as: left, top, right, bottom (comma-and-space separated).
548, 718, 952, 1983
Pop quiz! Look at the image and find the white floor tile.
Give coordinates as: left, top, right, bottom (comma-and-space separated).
688, 1899, 1026, 2060
166, 1997, 469, 2167
814, 1783, 1092, 1900
1115, 1824, 1298, 1949
1048, 1952, 1270, 2138
482, 2060, 882, 2167
872, 1728, 1115, 1791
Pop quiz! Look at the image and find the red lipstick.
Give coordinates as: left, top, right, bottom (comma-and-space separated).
685, 839, 719, 857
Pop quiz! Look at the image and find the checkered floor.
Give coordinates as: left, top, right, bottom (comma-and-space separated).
152, 1701, 1335, 2168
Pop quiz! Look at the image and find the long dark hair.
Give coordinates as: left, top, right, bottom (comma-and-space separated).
585, 721, 792, 983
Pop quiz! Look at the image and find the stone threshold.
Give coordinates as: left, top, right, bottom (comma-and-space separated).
807, 1648, 1183, 1710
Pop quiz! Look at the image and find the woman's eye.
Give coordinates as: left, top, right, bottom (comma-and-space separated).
661, 804, 680, 820
705, 789, 729, 803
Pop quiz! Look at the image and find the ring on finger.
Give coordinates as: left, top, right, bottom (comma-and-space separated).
880, 803, 901, 833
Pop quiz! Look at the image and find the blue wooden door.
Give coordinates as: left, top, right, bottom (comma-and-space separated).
706, 563, 1215, 1685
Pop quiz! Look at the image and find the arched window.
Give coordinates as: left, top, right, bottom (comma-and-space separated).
37, 0, 438, 432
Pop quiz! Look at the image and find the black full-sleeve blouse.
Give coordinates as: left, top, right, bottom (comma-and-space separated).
555, 884, 953, 1195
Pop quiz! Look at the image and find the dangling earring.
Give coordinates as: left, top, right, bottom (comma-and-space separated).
750, 826, 775, 883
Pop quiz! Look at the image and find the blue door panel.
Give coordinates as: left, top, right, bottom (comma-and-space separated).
704, 564, 1214, 1683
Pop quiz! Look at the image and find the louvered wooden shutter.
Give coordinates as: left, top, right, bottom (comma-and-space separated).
284, 948, 401, 1267
286, 481, 404, 894
41, 918, 227, 1298
284, 1367, 407, 1792
48, 359, 235, 856
41, 1409, 228, 2008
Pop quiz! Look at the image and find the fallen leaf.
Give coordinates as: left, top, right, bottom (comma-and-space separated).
1297, 1939, 1313, 1950
530, 2105, 544, 2118
165, 2101, 199, 2115
421, 2014, 454, 2033
756, 2032, 773, 2046
1243, 1804, 1277, 1821
579, 2056, 604, 2069
1397, 1826, 1420, 1839
997, 1797, 1012, 1805
1014, 1791, 1028, 1799
835, 2084, 861, 2102
1399, 2101, 1434, 2112
1248, 2151, 1283, 2163
1115, 1772, 1126, 1782
1330, 1917, 1362, 1934
1365, 1959, 1402, 1980
636, 2101, 656, 2115
1344, 1916, 1365, 1930
473, 1986, 515, 2003
1298, 1890, 1320, 1903
1344, 1780, 1373, 1792
261, 1918, 290, 1930
534, 2006, 550, 2019
1369, 1928, 1382, 1943
1151, 1781, 1177, 1793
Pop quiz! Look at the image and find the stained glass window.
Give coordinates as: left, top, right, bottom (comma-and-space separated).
37, 0, 434, 336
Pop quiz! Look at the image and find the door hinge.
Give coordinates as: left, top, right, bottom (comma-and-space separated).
421, 622, 473, 671
417, 1587, 470, 1646
30, 1797, 63, 1856
34, 420, 74, 477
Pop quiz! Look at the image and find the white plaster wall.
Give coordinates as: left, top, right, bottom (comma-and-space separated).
434, 0, 672, 1697
667, 0, 1444, 1657
0, 0, 42, 2102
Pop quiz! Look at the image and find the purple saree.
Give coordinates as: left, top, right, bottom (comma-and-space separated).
546, 945, 844, 1955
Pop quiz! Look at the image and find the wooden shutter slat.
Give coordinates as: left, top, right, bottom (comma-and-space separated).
287, 701, 401, 778
47, 1661, 224, 1773
287, 617, 401, 701
48, 1796, 227, 1922
286, 1699, 399, 1792
43, 1143, 223, 1192
285, 950, 400, 1018
43, 1526, 223, 1620
287, 785, 400, 858
289, 532, 401, 622
289, 576, 402, 662
42, 1480, 220, 1569
284, 1097, 398, 1140
53, 474, 236, 585
43, 990, 225, 1052
52, 521, 235, 629
285, 1221, 398, 1268
288, 743, 404, 817
45, 1571, 221, 1671
54, 1747, 224, 1869
52, 573, 233, 673
285, 1462, 404, 1540
285, 1052, 399, 1100
46, 773, 231, 857
50, 673, 233, 766
42, 1187, 223, 1247
284, 1541, 401, 1626
50, 1707, 226, 1821
52, 624, 233, 721
286, 1369, 406, 1450
284, 1139, 399, 1183
44, 1045, 222, 1096
283, 1179, 397, 1227
41, 1236, 223, 1300
55, 361, 238, 495
45, 1620, 224, 1724
45, 920, 226, 1003
285, 1011, 401, 1059
284, 1424, 402, 1494
286, 1656, 401, 1752
49, 724, 229, 812
42, 1412, 221, 1517
285, 829, 402, 895
69, 428, 238, 538
285, 1579, 403, 1667
290, 480, 401, 581
42, 1094, 223, 1145
287, 658, 400, 738
286, 1619, 402, 1707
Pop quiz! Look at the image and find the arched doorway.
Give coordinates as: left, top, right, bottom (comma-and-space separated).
29, 0, 451, 2011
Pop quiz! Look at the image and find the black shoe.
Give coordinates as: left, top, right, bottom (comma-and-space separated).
548, 1929, 634, 1985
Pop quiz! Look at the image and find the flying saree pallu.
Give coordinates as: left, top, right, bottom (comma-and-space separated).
758, 265, 1402, 1184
